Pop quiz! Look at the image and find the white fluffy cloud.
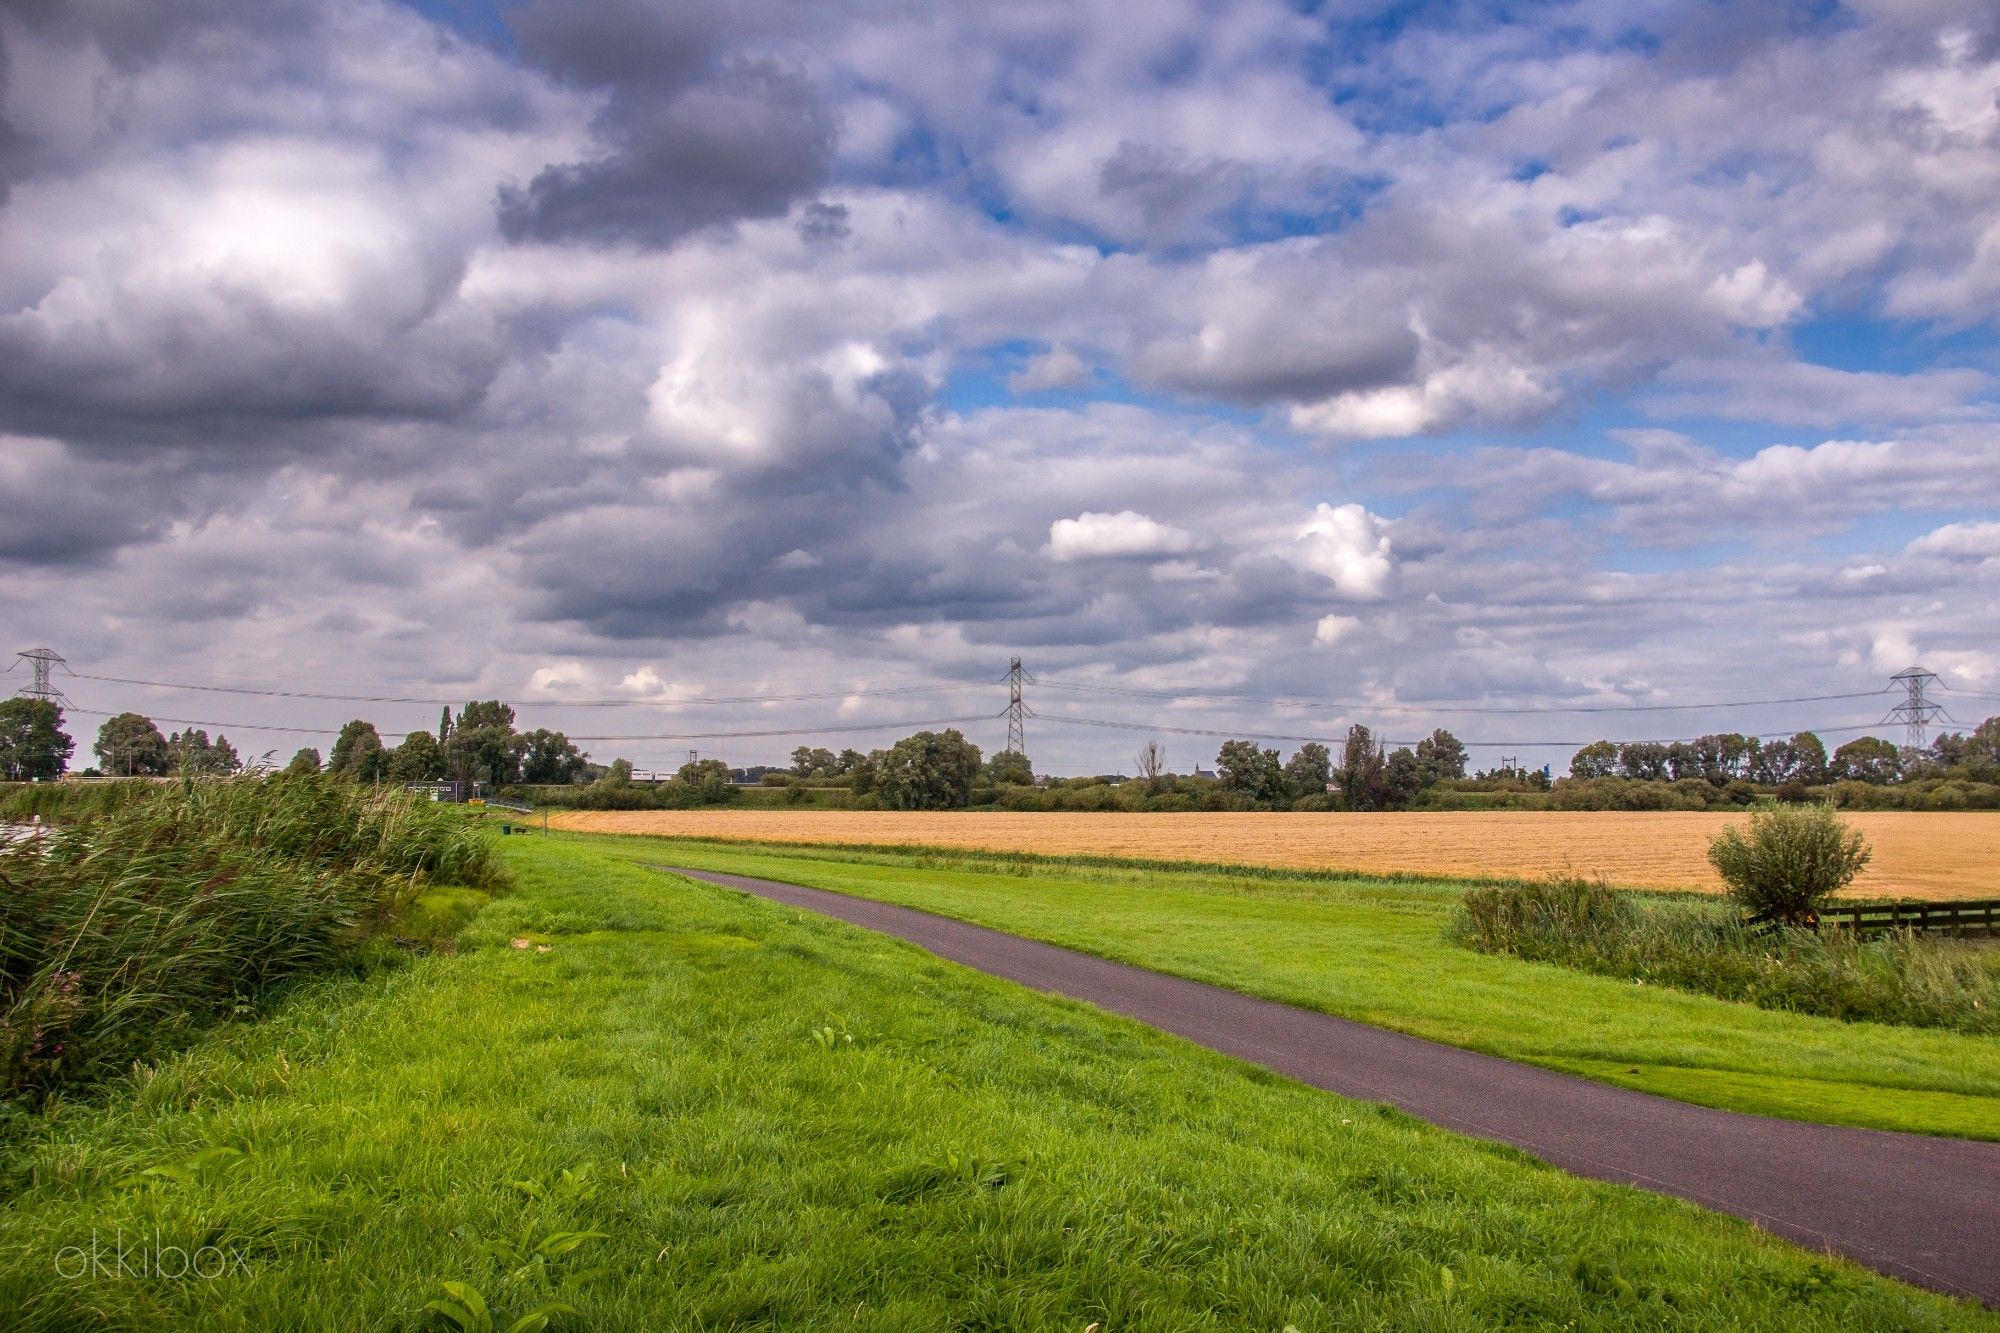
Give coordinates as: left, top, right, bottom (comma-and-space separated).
1048, 509, 1197, 560
1314, 613, 1361, 647
1291, 503, 1394, 599
1008, 344, 1090, 394
1910, 521, 2000, 560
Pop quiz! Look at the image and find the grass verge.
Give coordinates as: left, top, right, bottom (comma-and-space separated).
589, 834, 2000, 1141
0, 836, 1989, 1329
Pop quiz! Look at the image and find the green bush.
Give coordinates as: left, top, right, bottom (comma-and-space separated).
0, 775, 498, 1105
1707, 804, 1870, 926
1452, 879, 1997, 1033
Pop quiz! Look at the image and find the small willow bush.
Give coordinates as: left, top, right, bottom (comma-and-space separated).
1707, 804, 1871, 926
1453, 878, 1998, 1033
0, 775, 500, 1105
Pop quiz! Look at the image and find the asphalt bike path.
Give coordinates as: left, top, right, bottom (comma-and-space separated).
657, 865, 2000, 1307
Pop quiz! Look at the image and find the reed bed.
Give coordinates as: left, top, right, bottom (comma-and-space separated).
0, 779, 156, 822
1453, 879, 1999, 1033
0, 775, 497, 1106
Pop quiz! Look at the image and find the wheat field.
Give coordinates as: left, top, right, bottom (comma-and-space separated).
550, 809, 2000, 899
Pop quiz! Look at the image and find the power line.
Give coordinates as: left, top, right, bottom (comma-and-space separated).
1034, 677, 1893, 715
1034, 714, 1895, 749
60, 705, 1003, 744
64, 671, 1002, 708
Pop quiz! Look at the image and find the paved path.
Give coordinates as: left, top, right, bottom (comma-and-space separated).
661, 865, 2000, 1307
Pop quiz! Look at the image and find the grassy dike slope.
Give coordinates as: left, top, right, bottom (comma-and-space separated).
0, 837, 1989, 1330
602, 837, 2000, 1142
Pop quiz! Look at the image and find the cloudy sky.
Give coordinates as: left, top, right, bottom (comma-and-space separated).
4, 0, 1999, 774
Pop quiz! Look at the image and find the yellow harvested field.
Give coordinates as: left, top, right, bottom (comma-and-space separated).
551, 809, 2000, 899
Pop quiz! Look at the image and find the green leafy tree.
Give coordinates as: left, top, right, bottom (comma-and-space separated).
1216, 739, 1286, 803
833, 748, 866, 775
166, 729, 239, 775
329, 720, 389, 782
675, 758, 735, 802
1335, 724, 1388, 811
1831, 736, 1901, 784
790, 746, 838, 778
1785, 731, 1829, 784
96, 711, 169, 776
848, 749, 884, 796
987, 749, 1034, 785
1568, 740, 1619, 780
1414, 729, 1468, 783
1382, 747, 1426, 808
1664, 741, 1698, 782
873, 729, 982, 810
1932, 718, 1999, 782
285, 747, 323, 775
387, 730, 446, 782
0, 698, 74, 780
1282, 742, 1331, 800
519, 729, 588, 784
1708, 805, 1871, 927
1617, 741, 1670, 781
447, 701, 523, 786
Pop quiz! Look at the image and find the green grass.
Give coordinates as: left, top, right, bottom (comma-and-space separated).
1, 837, 1990, 1328
588, 836, 2000, 1142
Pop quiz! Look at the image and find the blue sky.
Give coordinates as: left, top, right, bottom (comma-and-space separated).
0, 0, 1996, 773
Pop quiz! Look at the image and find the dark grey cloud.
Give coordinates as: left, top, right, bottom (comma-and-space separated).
0, 439, 165, 563
497, 0, 832, 248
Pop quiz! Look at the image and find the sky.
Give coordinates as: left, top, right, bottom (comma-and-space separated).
2, 0, 1999, 776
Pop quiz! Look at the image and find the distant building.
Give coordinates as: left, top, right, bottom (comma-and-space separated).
407, 780, 484, 803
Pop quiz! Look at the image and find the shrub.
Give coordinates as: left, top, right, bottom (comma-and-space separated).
1707, 804, 1870, 927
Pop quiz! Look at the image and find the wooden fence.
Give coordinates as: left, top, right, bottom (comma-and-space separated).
1819, 898, 2000, 939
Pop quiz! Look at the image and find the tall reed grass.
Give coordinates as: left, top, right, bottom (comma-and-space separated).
0, 779, 155, 822
0, 775, 498, 1105
1453, 879, 1998, 1033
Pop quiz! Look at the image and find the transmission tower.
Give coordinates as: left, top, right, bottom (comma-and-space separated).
14, 648, 70, 708
1884, 665, 1946, 757
1005, 657, 1029, 757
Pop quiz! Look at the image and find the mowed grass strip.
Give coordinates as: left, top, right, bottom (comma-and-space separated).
2, 838, 1989, 1330
601, 836, 2000, 1141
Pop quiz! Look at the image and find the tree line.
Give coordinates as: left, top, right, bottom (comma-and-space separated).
1565, 723, 2000, 807
10, 694, 1999, 816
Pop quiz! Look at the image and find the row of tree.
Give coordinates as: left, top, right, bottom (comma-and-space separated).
91, 712, 243, 776
299, 703, 591, 787
1568, 723, 2000, 788
1210, 726, 1469, 810
11, 695, 1996, 815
